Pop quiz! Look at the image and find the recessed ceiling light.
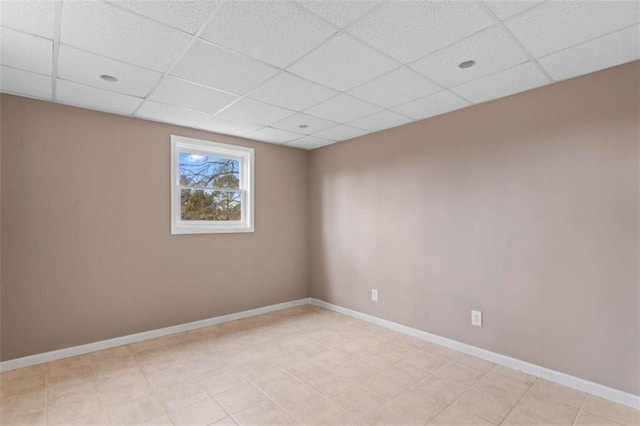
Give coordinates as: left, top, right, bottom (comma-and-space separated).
100, 74, 118, 83
458, 60, 476, 69
299, 124, 308, 129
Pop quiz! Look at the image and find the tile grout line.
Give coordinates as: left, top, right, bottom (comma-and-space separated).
571, 395, 588, 426
236, 336, 368, 425
497, 376, 539, 425
88, 358, 111, 425
419, 361, 499, 425
43, 364, 49, 426
7, 305, 638, 424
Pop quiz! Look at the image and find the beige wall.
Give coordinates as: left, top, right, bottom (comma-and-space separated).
0, 95, 309, 360
309, 62, 640, 395
1, 62, 638, 397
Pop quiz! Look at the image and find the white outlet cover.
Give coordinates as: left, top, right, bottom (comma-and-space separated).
371, 289, 378, 302
471, 310, 482, 327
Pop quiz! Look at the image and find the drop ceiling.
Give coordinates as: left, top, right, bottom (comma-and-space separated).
1, 0, 638, 150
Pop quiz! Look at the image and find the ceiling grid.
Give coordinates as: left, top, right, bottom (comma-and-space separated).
0, 0, 638, 149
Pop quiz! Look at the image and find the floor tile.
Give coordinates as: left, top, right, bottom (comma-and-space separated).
231, 400, 298, 425
46, 394, 103, 424
470, 375, 527, 405
48, 377, 100, 407
306, 372, 355, 397
138, 414, 175, 425
454, 387, 517, 424
168, 397, 227, 426
51, 409, 110, 425
1, 409, 45, 426
156, 380, 209, 412
396, 352, 450, 376
293, 397, 365, 425
582, 395, 640, 425
106, 394, 166, 424
433, 362, 485, 387
198, 368, 247, 396
142, 362, 192, 391
255, 375, 319, 414
0, 370, 46, 401
502, 406, 563, 425
284, 359, 331, 383
528, 379, 586, 407
574, 410, 623, 425
515, 392, 579, 425
0, 306, 636, 426
359, 365, 420, 400
333, 384, 386, 423
428, 404, 495, 425
386, 388, 450, 425
413, 374, 470, 404
452, 353, 496, 374
0, 390, 45, 422
98, 369, 152, 406
214, 416, 239, 425
214, 382, 267, 414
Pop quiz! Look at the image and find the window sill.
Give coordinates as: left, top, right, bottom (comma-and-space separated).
171, 225, 254, 235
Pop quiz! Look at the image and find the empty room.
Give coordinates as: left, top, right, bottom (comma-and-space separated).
0, 0, 639, 425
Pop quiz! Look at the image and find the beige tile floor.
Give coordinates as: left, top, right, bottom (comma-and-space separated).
1, 305, 639, 425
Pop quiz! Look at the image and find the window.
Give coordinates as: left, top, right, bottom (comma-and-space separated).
171, 135, 254, 234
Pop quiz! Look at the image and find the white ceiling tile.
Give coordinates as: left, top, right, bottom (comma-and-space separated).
0, 0, 55, 38
0, 28, 52, 75
411, 26, 528, 88
285, 135, 335, 150
314, 125, 369, 141
248, 72, 337, 111
452, 62, 548, 104
393, 90, 469, 120
200, 1, 336, 68
539, 25, 640, 81
305, 94, 382, 122
348, 110, 412, 132
271, 112, 337, 135
216, 98, 293, 126
348, 67, 441, 108
196, 116, 262, 136
61, 1, 192, 72
245, 127, 304, 144
171, 41, 279, 95
296, 0, 382, 28
57, 45, 161, 97
505, 1, 640, 58
0, 66, 52, 100
136, 100, 210, 127
109, 0, 219, 34
287, 33, 397, 91
149, 77, 238, 115
484, 1, 543, 20
56, 79, 143, 114
348, 1, 493, 63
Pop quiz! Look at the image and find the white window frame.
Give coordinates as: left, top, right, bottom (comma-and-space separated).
171, 135, 254, 234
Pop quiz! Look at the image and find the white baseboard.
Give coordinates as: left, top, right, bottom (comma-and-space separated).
2, 296, 637, 410
309, 298, 640, 410
0, 298, 311, 373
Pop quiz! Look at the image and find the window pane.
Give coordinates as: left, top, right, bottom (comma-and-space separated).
178, 152, 240, 189
181, 189, 242, 221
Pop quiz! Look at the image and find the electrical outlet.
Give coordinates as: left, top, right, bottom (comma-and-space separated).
471, 310, 482, 327
371, 289, 378, 302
